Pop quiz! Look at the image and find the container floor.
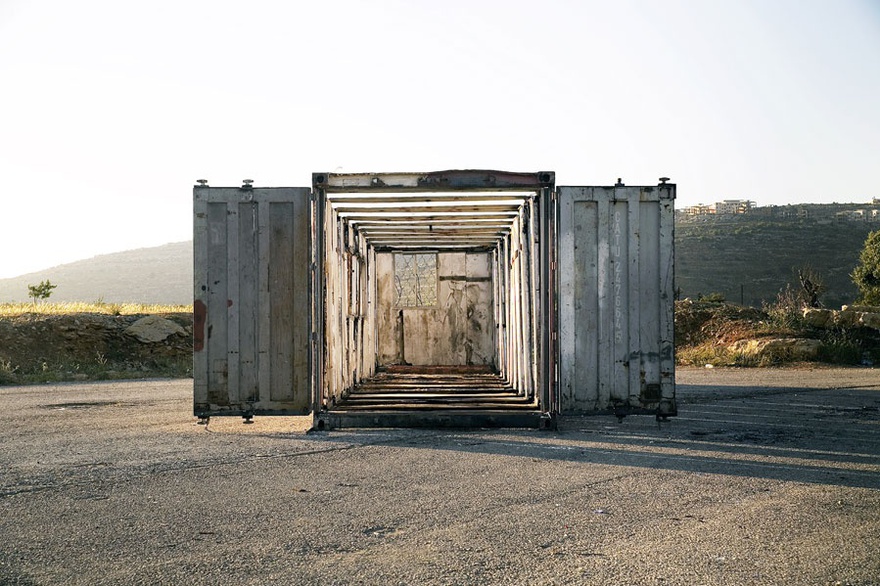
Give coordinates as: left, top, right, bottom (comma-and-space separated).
333, 365, 537, 411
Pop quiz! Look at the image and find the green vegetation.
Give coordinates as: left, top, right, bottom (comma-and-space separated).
0, 359, 19, 385
697, 292, 726, 303
27, 280, 57, 304
852, 230, 880, 305
816, 331, 863, 364
675, 298, 880, 368
762, 284, 807, 331
0, 355, 193, 386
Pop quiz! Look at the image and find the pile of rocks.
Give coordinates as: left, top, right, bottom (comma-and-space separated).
802, 305, 880, 330
728, 337, 823, 361
727, 305, 880, 363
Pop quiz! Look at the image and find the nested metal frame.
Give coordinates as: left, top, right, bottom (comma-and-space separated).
317, 172, 548, 253
311, 170, 558, 428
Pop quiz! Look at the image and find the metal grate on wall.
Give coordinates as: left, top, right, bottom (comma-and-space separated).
394, 252, 438, 307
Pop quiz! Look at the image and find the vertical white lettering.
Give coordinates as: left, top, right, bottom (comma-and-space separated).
613, 210, 623, 344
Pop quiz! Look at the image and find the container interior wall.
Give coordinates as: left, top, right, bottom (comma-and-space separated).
322, 201, 378, 407
316, 174, 548, 410
495, 201, 539, 398
375, 251, 496, 367
558, 185, 675, 413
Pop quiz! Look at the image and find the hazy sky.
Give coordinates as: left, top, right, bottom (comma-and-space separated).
1, 0, 878, 278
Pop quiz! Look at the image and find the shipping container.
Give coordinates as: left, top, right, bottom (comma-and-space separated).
193, 171, 675, 428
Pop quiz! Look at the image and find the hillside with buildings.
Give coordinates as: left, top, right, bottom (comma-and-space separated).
676, 200, 880, 308
681, 198, 880, 222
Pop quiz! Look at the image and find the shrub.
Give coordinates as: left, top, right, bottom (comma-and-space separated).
818, 332, 862, 365
698, 292, 726, 303
852, 230, 880, 305
763, 284, 806, 332
0, 360, 18, 384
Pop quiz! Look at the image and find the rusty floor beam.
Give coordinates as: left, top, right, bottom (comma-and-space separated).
331, 366, 538, 415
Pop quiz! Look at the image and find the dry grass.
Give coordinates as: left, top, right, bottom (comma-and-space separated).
0, 302, 192, 317
676, 342, 765, 367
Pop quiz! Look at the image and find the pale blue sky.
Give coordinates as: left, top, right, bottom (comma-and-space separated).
1, 0, 878, 278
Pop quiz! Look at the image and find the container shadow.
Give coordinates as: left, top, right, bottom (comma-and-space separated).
298, 384, 880, 490
400, 431, 880, 490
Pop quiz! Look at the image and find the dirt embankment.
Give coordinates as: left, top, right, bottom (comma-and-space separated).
3, 302, 880, 385
0, 312, 193, 384
675, 300, 880, 367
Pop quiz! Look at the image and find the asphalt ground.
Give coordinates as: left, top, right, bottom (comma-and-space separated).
1, 366, 878, 585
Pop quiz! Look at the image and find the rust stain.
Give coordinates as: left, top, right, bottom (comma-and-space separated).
227, 299, 233, 308
193, 299, 206, 352
384, 365, 494, 375
418, 170, 552, 190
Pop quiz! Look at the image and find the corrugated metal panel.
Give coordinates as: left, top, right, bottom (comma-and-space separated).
191, 172, 673, 427
557, 185, 676, 415
193, 186, 312, 417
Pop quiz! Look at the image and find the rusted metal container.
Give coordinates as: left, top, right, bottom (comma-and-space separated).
193, 171, 675, 428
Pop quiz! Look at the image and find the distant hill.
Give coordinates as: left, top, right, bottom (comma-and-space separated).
676, 213, 876, 309
0, 208, 876, 308
0, 241, 193, 305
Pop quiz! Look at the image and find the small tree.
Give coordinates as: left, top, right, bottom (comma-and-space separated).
27, 280, 57, 305
852, 230, 880, 306
797, 266, 825, 308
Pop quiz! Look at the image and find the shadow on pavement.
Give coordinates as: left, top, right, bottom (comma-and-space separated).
274, 384, 880, 490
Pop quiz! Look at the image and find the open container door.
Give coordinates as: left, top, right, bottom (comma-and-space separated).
556, 181, 676, 418
193, 183, 318, 419
313, 170, 557, 429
